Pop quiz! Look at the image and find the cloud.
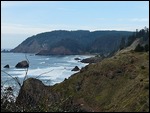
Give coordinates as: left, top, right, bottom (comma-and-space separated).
96, 17, 149, 23
1, 23, 92, 35
1, 23, 50, 35
117, 18, 149, 22
2, 23, 103, 35
2, 22, 148, 36
130, 18, 149, 22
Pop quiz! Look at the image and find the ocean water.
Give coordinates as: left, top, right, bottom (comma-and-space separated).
1, 52, 92, 96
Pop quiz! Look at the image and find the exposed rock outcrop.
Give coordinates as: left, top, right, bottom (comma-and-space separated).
72, 66, 80, 71
74, 58, 81, 60
16, 78, 83, 112
15, 60, 29, 68
16, 78, 50, 107
4, 64, 9, 68
36, 46, 73, 55
81, 57, 103, 63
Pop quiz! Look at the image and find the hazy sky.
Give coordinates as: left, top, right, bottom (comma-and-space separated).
1, 1, 149, 49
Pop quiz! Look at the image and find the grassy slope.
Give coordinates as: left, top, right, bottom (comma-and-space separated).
52, 51, 149, 112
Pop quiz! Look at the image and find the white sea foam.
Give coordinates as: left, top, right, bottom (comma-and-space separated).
36, 59, 43, 61
2, 53, 91, 87
3, 65, 86, 84
45, 58, 50, 60
27, 66, 65, 79
7, 70, 27, 78
39, 61, 45, 64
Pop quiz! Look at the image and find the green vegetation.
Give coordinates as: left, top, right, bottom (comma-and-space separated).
2, 27, 149, 112
5, 50, 147, 112
127, 27, 149, 47
119, 37, 126, 50
134, 44, 144, 52
144, 44, 149, 52
134, 43, 149, 53
11, 30, 132, 55
58, 51, 149, 112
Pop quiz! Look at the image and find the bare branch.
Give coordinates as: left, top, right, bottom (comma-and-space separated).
1, 70, 21, 88
1, 70, 16, 80
35, 69, 54, 79
25, 53, 29, 64
23, 67, 28, 82
1, 78, 14, 86
23, 54, 29, 82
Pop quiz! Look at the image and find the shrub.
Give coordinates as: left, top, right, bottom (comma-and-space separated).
134, 44, 144, 52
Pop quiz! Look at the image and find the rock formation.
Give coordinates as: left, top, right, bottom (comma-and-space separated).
71, 66, 80, 71
15, 60, 29, 68
4, 64, 9, 68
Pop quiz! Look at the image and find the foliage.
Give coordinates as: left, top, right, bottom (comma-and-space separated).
1, 87, 19, 112
119, 37, 126, 50
11, 30, 132, 55
144, 44, 149, 52
127, 27, 149, 47
52, 51, 149, 112
134, 44, 144, 52
11, 50, 149, 112
2, 28, 149, 112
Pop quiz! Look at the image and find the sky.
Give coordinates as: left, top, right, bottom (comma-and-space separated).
1, 1, 149, 49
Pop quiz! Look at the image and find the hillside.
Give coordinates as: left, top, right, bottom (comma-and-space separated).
11, 30, 132, 55
15, 49, 149, 112
2, 28, 148, 112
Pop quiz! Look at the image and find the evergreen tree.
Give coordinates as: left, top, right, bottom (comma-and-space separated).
144, 44, 149, 52
119, 37, 126, 50
127, 34, 136, 46
134, 44, 144, 52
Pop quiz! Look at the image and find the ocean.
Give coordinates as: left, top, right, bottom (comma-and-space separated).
1, 52, 92, 96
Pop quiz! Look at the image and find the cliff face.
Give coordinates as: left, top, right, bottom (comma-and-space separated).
16, 50, 149, 112
11, 30, 132, 55
12, 40, 42, 53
